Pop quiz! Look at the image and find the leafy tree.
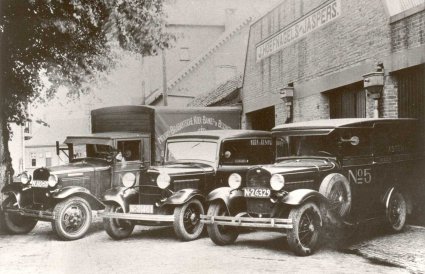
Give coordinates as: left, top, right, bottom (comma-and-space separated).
0, 0, 173, 228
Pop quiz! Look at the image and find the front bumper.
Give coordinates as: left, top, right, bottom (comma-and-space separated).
100, 212, 174, 223
200, 214, 293, 229
4, 207, 54, 221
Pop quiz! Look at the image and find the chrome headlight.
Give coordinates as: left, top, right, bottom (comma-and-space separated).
48, 174, 58, 187
228, 173, 242, 190
270, 174, 285, 191
20, 173, 30, 184
157, 173, 171, 189
122, 172, 136, 188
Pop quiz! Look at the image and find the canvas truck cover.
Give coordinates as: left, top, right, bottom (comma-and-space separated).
91, 105, 241, 162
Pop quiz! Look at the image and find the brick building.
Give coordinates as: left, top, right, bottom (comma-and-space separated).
242, 0, 425, 134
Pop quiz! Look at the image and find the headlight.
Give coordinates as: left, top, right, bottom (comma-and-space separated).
228, 173, 242, 189
157, 173, 171, 189
48, 174, 58, 187
20, 173, 30, 184
122, 172, 136, 188
270, 174, 285, 191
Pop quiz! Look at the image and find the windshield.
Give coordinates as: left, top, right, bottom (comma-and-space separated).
71, 144, 115, 161
165, 141, 218, 163
281, 135, 336, 157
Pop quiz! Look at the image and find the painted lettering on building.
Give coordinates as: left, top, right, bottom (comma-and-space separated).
256, 0, 341, 62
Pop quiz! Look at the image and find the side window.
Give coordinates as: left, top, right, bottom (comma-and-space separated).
117, 140, 141, 161
276, 138, 289, 159
220, 138, 274, 165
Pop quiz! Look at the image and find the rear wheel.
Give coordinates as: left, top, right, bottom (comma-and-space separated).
173, 199, 204, 241
53, 197, 92, 241
103, 204, 135, 240
206, 202, 239, 245
386, 191, 407, 232
3, 197, 37, 234
287, 202, 322, 256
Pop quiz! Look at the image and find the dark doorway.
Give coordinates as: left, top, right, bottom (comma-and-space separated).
328, 82, 366, 118
248, 106, 275, 131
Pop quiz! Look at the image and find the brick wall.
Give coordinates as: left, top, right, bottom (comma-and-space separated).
243, 0, 392, 123
391, 9, 425, 53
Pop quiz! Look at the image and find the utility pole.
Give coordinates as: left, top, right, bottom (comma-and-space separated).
162, 49, 168, 106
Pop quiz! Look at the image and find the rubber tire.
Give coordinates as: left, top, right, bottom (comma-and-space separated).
287, 202, 322, 256
103, 204, 135, 240
206, 202, 239, 246
386, 191, 407, 232
53, 197, 92, 241
319, 173, 352, 218
173, 199, 205, 241
3, 197, 38, 234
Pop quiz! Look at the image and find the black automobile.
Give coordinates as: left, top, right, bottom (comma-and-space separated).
101, 130, 275, 241
201, 118, 423, 255
1, 132, 149, 240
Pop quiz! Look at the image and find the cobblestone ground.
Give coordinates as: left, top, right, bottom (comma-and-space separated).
0, 218, 415, 274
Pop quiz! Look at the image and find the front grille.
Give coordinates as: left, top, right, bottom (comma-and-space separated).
246, 168, 271, 188
246, 198, 273, 215
139, 172, 162, 204
33, 168, 49, 180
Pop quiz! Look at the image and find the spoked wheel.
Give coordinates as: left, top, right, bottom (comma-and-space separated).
173, 199, 204, 241
53, 197, 92, 241
103, 204, 135, 240
287, 202, 322, 256
320, 173, 351, 218
386, 191, 407, 232
2, 197, 38, 234
206, 201, 239, 245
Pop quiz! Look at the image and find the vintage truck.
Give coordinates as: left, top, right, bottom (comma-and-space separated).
1, 105, 240, 240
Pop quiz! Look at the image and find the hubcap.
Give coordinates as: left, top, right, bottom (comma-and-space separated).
62, 204, 86, 234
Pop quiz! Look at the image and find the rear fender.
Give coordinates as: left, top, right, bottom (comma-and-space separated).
281, 189, 327, 207
159, 189, 205, 207
103, 187, 138, 213
383, 186, 412, 215
206, 187, 245, 214
51, 186, 105, 210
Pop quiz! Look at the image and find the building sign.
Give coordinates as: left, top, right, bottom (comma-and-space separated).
256, 0, 341, 62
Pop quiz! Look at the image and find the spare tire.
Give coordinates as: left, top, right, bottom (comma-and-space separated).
319, 173, 351, 218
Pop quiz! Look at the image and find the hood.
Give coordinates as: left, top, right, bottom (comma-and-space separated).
148, 162, 214, 176
261, 157, 336, 174
45, 160, 110, 176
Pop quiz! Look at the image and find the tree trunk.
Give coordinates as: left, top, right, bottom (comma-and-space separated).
0, 101, 13, 233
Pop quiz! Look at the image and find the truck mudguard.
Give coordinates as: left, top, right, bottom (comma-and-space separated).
52, 186, 105, 210
206, 187, 244, 214
103, 187, 138, 213
158, 188, 204, 206
281, 189, 327, 206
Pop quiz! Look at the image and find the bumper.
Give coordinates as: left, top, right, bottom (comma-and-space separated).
100, 212, 174, 223
4, 207, 54, 221
200, 214, 293, 229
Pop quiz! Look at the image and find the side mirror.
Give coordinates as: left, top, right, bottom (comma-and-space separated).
340, 136, 360, 146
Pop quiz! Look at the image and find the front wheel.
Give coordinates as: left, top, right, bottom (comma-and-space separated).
173, 199, 204, 241
287, 202, 322, 256
2, 197, 38, 234
52, 197, 92, 241
103, 204, 135, 240
386, 191, 407, 232
206, 201, 239, 245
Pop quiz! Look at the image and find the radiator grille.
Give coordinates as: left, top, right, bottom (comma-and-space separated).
246, 168, 270, 188
33, 168, 49, 180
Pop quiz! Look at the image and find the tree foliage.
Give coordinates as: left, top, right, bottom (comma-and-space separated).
0, 0, 173, 125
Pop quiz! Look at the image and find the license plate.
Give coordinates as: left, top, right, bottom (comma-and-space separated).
31, 180, 49, 188
129, 204, 153, 214
243, 187, 271, 198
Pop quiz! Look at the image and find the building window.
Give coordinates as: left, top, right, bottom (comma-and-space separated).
179, 47, 190, 61
45, 152, 52, 167
30, 153, 37, 167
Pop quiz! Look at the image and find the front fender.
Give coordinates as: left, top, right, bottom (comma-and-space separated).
103, 187, 138, 213
281, 189, 327, 206
1, 184, 24, 207
206, 187, 244, 214
51, 186, 105, 210
159, 188, 204, 207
